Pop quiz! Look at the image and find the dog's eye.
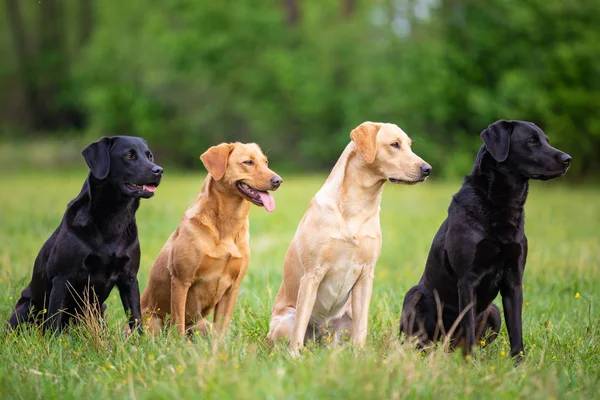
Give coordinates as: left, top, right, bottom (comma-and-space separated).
527, 138, 538, 146
243, 160, 255, 166
391, 142, 401, 149
147, 152, 154, 161
125, 152, 135, 159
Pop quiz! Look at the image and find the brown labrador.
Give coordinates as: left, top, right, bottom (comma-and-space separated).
141, 142, 282, 335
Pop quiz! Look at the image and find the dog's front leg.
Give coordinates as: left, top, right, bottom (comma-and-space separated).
351, 269, 374, 349
501, 282, 524, 362
45, 276, 67, 333
171, 276, 191, 335
117, 277, 143, 333
289, 270, 325, 357
213, 284, 241, 334
457, 278, 476, 357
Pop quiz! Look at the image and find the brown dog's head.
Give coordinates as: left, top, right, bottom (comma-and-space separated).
350, 121, 431, 184
200, 142, 282, 212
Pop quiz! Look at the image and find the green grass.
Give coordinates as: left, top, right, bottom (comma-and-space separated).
1, 169, 599, 399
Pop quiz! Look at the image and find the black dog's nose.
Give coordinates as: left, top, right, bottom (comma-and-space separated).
560, 153, 572, 166
152, 165, 163, 175
270, 175, 283, 189
420, 163, 432, 176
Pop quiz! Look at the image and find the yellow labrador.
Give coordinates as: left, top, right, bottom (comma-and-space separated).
267, 122, 430, 355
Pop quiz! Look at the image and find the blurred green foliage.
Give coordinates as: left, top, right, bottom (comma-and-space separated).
1, 0, 599, 176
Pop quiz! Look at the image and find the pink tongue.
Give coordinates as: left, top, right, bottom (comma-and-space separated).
257, 191, 275, 212
143, 184, 157, 193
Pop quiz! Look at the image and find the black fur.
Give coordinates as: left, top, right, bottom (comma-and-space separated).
8, 136, 163, 333
400, 120, 571, 361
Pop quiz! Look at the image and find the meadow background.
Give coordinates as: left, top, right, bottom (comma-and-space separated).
1, 0, 599, 399
0, 172, 598, 399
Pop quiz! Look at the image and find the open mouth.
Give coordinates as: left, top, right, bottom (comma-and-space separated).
236, 181, 276, 212
388, 177, 427, 185
124, 182, 159, 194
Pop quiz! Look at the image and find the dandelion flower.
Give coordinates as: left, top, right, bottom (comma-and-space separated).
500, 351, 506, 357
489, 366, 495, 371
9, 296, 13, 300
43, 308, 47, 314
480, 340, 486, 346
575, 292, 580, 299
525, 301, 529, 307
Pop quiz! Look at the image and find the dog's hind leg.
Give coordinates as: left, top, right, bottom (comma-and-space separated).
8, 297, 33, 329
332, 307, 353, 344
476, 304, 502, 345
400, 285, 437, 347
267, 307, 296, 343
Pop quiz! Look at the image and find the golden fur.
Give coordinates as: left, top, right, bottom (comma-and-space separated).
141, 142, 281, 335
266, 122, 430, 356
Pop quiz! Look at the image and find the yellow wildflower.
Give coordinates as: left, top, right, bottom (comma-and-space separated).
500, 351, 506, 357
575, 292, 580, 299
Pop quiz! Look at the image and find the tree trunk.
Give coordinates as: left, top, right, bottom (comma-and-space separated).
79, 0, 94, 47
5, 0, 41, 129
342, 0, 356, 17
283, 0, 299, 25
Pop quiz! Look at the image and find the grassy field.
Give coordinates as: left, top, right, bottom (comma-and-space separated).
0, 169, 599, 399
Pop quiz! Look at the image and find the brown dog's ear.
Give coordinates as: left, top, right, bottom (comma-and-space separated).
82, 137, 113, 180
480, 120, 513, 162
350, 122, 381, 164
200, 143, 233, 180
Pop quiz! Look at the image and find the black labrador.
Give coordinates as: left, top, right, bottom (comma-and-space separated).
399, 120, 571, 360
8, 136, 163, 333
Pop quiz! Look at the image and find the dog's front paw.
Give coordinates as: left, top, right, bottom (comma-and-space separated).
512, 350, 525, 366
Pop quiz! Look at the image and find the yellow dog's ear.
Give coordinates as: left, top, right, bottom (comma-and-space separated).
200, 143, 233, 180
350, 122, 381, 164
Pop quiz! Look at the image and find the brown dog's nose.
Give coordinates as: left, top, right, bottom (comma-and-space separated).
270, 175, 283, 189
420, 163, 432, 177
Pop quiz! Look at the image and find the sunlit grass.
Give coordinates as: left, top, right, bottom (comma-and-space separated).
1, 169, 598, 398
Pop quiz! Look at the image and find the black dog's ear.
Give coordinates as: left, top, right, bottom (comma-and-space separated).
480, 120, 513, 162
82, 137, 113, 179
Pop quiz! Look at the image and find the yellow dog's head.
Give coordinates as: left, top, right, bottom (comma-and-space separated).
350, 121, 431, 184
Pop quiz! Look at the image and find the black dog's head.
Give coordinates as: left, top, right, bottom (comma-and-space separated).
480, 120, 571, 180
82, 136, 163, 198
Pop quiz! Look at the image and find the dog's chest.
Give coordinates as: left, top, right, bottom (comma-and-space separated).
473, 241, 523, 306
191, 239, 247, 309
83, 251, 131, 287
311, 237, 379, 321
